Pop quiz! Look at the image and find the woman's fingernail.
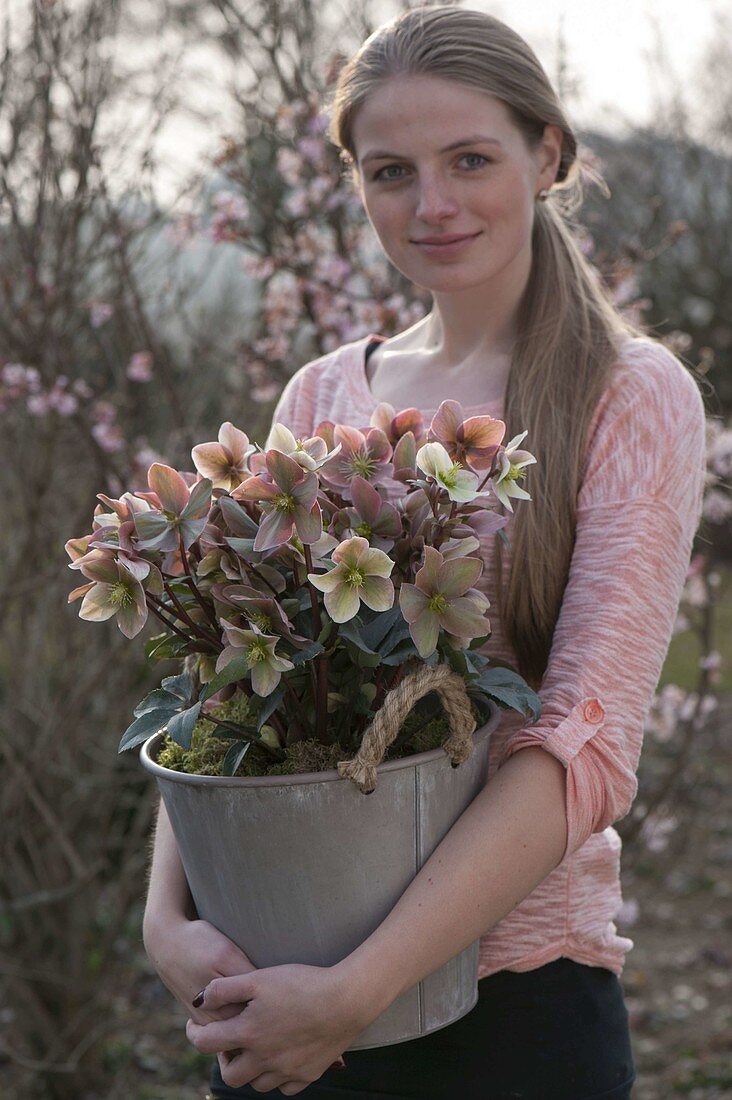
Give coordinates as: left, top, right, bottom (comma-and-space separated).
192, 989, 206, 1008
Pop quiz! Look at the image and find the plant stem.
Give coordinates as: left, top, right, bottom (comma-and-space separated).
177, 532, 220, 630
246, 562, 281, 597
145, 596, 219, 653
200, 711, 287, 761
302, 545, 322, 637
281, 679, 311, 743
316, 653, 329, 744
303, 544, 328, 744
163, 581, 222, 649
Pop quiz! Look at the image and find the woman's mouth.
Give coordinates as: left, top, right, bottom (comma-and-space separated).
411, 232, 482, 256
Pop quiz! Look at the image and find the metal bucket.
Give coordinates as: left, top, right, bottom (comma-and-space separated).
140, 702, 499, 1049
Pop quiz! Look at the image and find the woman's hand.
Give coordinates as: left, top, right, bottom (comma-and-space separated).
144, 914, 257, 1026
185, 961, 377, 1095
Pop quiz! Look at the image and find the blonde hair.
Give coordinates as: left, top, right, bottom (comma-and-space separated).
326, 4, 652, 689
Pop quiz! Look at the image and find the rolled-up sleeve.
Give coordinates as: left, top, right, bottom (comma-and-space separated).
494, 343, 707, 863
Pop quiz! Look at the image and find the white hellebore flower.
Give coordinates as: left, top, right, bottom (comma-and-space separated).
492, 431, 537, 513
415, 441, 480, 503
264, 423, 341, 471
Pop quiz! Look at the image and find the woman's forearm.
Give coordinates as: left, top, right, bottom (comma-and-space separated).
143, 797, 198, 942
335, 746, 568, 1015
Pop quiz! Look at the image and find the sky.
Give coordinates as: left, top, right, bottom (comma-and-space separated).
481, 0, 722, 131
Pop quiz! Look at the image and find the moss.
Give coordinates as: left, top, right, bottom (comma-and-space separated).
156, 690, 474, 778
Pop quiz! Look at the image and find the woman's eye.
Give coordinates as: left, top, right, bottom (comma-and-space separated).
373, 164, 405, 182
372, 153, 490, 182
462, 153, 489, 169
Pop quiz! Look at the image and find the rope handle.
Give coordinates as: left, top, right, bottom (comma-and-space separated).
337, 664, 476, 794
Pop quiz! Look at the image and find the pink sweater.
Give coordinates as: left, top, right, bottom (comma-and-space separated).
270, 331, 707, 979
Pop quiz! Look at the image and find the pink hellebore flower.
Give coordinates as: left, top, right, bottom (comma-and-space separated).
307, 535, 394, 623
232, 450, 322, 552
211, 583, 307, 645
369, 402, 426, 446
320, 424, 393, 489
133, 464, 213, 553
217, 619, 295, 697
343, 476, 402, 551
415, 441, 481, 503
263, 422, 342, 472
68, 554, 158, 639
399, 546, 489, 658
492, 431, 537, 513
429, 399, 506, 471
191, 422, 256, 492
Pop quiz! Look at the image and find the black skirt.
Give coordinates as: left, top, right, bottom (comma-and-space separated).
207, 956, 637, 1099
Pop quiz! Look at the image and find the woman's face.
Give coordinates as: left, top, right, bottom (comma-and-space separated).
351, 75, 562, 292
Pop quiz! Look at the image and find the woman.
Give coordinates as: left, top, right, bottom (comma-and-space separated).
143, 6, 707, 1097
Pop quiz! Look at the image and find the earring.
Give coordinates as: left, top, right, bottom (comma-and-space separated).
536, 188, 550, 201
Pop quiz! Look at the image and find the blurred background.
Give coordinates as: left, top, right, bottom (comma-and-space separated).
0, 0, 730, 1097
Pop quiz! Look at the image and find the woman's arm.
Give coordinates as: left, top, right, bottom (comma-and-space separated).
143, 798, 258, 1023
142, 797, 197, 941
336, 745, 567, 1013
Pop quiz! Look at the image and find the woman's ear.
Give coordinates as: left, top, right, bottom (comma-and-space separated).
538, 123, 564, 186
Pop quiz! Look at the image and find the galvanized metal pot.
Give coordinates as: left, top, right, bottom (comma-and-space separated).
140, 698, 500, 1049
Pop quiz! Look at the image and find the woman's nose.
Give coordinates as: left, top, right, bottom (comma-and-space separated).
414, 176, 460, 222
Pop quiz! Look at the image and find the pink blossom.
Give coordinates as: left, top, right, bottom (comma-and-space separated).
91, 421, 125, 452
699, 651, 723, 683
296, 136, 323, 163
306, 109, 330, 136
277, 147, 304, 185
88, 300, 114, 328
127, 350, 154, 382
210, 190, 250, 243
48, 389, 79, 416
703, 489, 732, 523
241, 253, 276, 279
640, 813, 677, 853
92, 400, 117, 425
2, 363, 28, 387
251, 382, 281, 403
73, 379, 93, 398
165, 211, 200, 248
284, 188, 310, 218
27, 393, 52, 416
615, 898, 639, 927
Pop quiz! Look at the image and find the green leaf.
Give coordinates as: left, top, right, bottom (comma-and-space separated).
222, 741, 252, 776
360, 605, 402, 651
166, 702, 203, 750
378, 617, 413, 658
223, 536, 258, 559
161, 671, 194, 702
473, 668, 541, 722
200, 654, 250, 702
289, 641, 324, 666
337, 618, 383, 663
255, 685, 286, 732
133, 689, 179, 717
145, 633, 190, 661
118, 706, 180, 753
336, 617, 376, 655
379, 640, 419, 665
443, 646, 468, 677
468, 633, 492, 651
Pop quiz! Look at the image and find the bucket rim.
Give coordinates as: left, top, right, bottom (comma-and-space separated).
139, 699, 500, 788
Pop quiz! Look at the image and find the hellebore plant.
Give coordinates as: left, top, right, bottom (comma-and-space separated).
66, 400, 540, 776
